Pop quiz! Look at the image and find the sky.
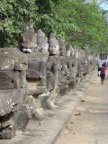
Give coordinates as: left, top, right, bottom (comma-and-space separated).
99, 3, 108, 10
95, 0, 108, 10
84, 0, 108, 10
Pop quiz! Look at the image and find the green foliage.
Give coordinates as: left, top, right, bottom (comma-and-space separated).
0, 0, 38, 47
51, 0, 108, 54
0, 0, 108, 55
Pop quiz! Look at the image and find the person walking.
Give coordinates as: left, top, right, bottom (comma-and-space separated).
100, 63, 106, 85
97, 60, 102, 76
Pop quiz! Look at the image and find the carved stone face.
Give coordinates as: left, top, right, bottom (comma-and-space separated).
49, 33, 59, 55
19, 22, 37, 53
40, 43, 48, 54
37, 29, 49, 54
49, 43, 59, 55
58, 40, 66, 56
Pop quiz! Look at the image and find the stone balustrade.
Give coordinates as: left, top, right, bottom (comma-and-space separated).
0, 23, 98, 139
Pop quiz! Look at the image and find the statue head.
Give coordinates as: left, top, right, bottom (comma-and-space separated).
37, 29, 49, 54
49, 33, 59, 55
19, 22, 37, 53
23, 22, 34, 32
58, 39, 66, 56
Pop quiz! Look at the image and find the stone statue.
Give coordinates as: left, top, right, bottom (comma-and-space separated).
74, 46, 79, 59
59, 39, 66, 56
58, 39, 69, 96
65, 45, 78, 90
103, 12, 108, 26
19, 22, 37, 53
0, 48, 29, 139
45, 33, 61, 109
19, 26, 50, 120
76, 48, 86, 83
37, 29, 49, 54
49, 33, 60, 55
84, 46, 94, 74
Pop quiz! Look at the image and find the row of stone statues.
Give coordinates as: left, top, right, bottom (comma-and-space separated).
103, 12, 108, 26
0, 22, 98, 139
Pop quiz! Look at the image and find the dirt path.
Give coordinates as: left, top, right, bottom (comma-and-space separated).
55, 75, 108, 144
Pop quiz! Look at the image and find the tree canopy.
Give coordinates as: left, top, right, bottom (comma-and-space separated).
0, 0, 108, 54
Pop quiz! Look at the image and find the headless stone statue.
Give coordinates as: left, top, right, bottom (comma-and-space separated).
0, 48, 28, 139
19, 22, 37, 53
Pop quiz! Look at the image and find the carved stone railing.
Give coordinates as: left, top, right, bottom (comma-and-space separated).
0, 23, 98, 139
